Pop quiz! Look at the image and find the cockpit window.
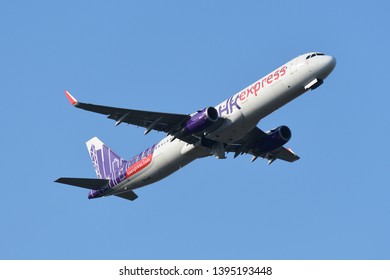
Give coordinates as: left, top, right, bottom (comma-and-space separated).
306, 53, 325, 59
306, 54, 316, 59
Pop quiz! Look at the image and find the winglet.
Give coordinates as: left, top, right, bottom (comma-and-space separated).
64, 90, 78, 106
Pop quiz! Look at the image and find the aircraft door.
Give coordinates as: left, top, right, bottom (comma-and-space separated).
289, 58, 298, 75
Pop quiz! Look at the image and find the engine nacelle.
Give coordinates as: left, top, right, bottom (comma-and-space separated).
184, 107, 219, 134
257, 125, 292, 154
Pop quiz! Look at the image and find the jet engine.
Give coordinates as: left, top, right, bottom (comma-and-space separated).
257, 125, 291, 154
184, 107, 219, 134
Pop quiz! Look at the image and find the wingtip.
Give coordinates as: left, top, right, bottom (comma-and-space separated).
286, 147, 296, 155
64, 90, 78, 106
286, 147, 300, 161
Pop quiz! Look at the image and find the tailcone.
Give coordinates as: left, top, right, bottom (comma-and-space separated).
88, 190, 100, 199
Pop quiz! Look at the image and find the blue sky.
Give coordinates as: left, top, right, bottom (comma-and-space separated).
1, 0, 389, 259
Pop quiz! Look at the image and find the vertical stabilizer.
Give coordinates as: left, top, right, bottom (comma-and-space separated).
86, 137, 127, 179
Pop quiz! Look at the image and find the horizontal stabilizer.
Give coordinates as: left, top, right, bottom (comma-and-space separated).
114, 191, 138, 201
55, 177, 109, 190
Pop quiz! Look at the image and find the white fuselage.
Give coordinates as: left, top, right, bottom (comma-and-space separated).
112, 53, 336, 195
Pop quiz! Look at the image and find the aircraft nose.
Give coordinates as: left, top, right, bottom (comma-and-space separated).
318, 55, 336, 79
326, 55, 337, 72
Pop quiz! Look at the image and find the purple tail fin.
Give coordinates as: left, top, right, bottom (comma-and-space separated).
86, 137, 127, 179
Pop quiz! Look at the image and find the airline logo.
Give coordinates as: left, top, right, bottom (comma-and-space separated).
218, 65, 287, 116
238, 65, 287, 101
87, 138, 127, 180
126, 154, 153, 178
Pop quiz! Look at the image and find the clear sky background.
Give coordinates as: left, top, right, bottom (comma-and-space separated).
1, 0, 389, 260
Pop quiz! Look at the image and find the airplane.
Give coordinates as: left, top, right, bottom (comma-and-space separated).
55, 52, 336, 201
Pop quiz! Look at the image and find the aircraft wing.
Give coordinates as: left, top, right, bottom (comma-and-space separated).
226, 127, 300, 164
64, 91, 190, 135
